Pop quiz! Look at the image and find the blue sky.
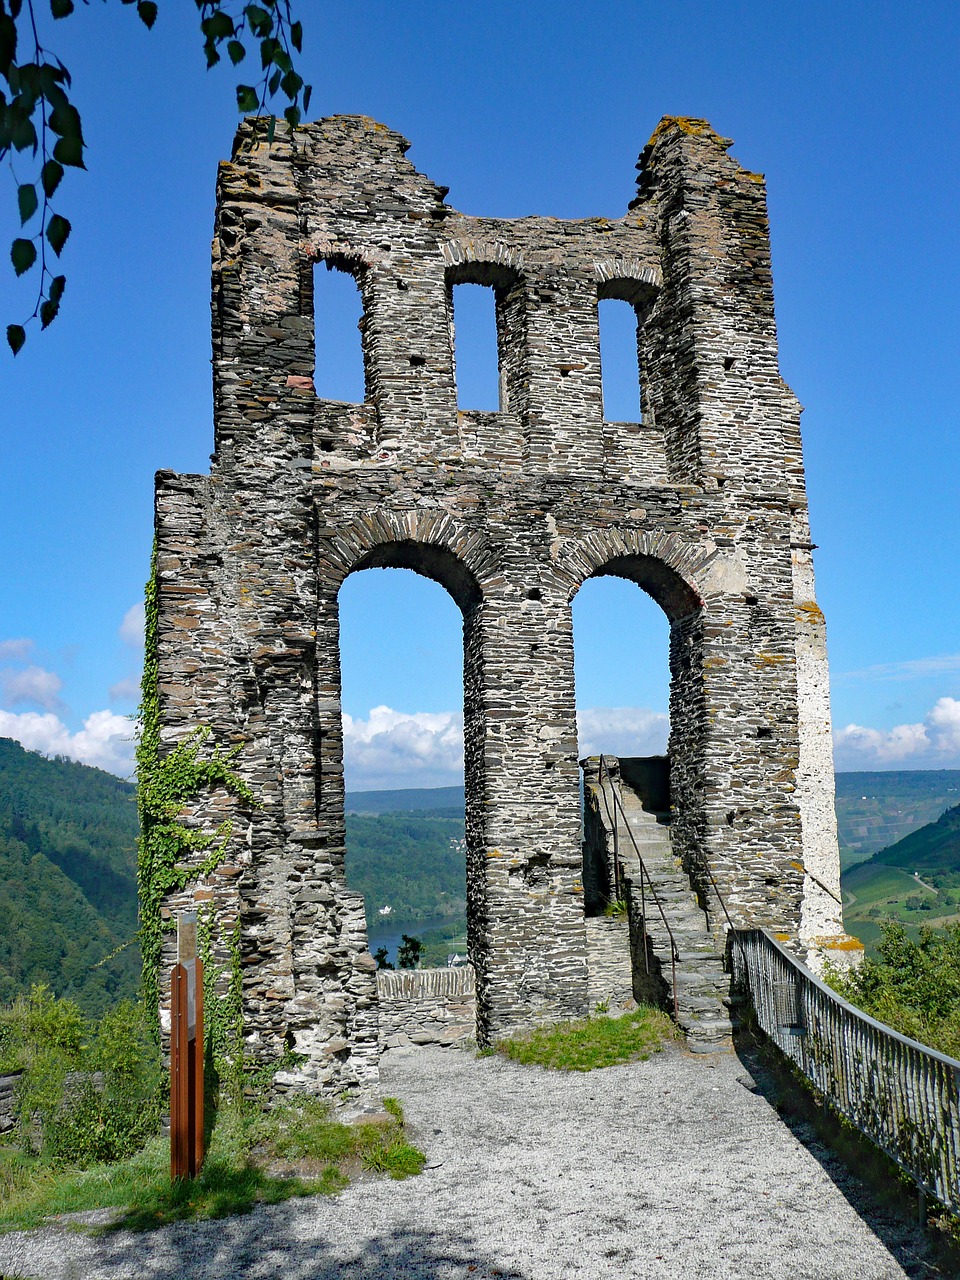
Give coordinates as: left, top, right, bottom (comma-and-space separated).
2, 0, 958, 786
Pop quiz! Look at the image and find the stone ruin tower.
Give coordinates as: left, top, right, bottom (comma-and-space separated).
151, 115, 847, 1092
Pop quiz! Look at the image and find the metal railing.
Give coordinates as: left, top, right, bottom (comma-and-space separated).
596, 756, 679, 1016
733, 928, 960, 1213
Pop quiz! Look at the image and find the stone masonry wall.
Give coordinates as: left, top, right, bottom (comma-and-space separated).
152, 114, 844, 1092
377, 967, 476, 1050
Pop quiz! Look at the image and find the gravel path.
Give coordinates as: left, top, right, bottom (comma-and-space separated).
0, 1041, 941, 1279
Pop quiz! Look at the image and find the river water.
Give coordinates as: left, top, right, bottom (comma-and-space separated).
365, 913, 466, 964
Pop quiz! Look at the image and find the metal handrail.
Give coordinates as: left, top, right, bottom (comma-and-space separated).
596, 755, 679, 1017
733, 928, 960, 1214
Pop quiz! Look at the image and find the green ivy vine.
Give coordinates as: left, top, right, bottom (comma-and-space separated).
137, 541, 255, 1035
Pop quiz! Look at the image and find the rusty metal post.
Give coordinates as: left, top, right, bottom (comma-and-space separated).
170, 913, 204, 1180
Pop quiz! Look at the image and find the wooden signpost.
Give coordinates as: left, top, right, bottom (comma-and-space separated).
170, 911, 204, 1180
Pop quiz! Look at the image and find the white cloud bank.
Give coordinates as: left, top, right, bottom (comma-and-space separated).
834, 696, 960, 770
342, 703, 670, 791
343, 706, 464, 790
577, 706, 669, 760
0, 664, 63, 710
0, 709, 135, 776
0, 638, 33, 661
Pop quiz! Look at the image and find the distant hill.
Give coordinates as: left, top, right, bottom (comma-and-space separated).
3, 746, 959, 1007
345, 785, 463, 814
0, 737, 139, 1015
834, 770, 960, 867
867, 803, 960, 873
842, 801, 960, 952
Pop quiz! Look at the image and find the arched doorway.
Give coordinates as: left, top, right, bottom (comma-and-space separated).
337, 565, 467, 968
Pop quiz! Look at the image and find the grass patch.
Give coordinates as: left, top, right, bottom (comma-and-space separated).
0, 1095, 424, 1233
493, 1005, 677, 1072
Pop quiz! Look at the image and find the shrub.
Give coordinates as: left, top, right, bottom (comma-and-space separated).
828, 922, 960, 1060
0, 986, 162, 1166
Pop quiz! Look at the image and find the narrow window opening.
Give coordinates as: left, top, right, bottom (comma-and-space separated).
452, 283, 501, 412
723, 356, 736, 371
598, 298, 641, 423
314, 262, 365, 403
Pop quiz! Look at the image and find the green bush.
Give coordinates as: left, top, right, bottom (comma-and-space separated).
0, 985, 162, 1166
828, 922, 960, 1060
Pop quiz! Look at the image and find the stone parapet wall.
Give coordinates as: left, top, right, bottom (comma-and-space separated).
377, 966, 476, 1049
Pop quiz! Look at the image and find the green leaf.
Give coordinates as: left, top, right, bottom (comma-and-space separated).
17, 183, 38, 225
137, 0, 157, 29
303, 84, 312, 115
281, 70, 302, 99
49, 102, 83, 140
11, 116, 38, 153
6, 324, 26, 355
0, 13, 18, 68
290, 20, 302, 52
49, 0, 74, 17
236, 84, 259, 113
267, 68, 281, 96
11, 237, 37, 276
48, 273, 65, 304
39, 296, 60, 329
283, 104, 300, 129
46, 213, 71, 255
202, 10, 234, 39
41, 158, 64, 198
227, 39, 245, 65
244, 4, 271, 37
53, 134, 84, 167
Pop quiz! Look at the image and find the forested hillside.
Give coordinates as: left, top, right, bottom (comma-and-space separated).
842, 801, 960, 951
3, 743, 960, 1007
0, 737, 139, 1014
835, 770, 960, 866
344, 810, 465, 930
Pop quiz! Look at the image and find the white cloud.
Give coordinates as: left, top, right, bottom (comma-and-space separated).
120, 603, 145, 649
109, 676, 141, 703
0, 664, 63, 711
0, 709, 135, 777
577, 706, 669, 760
834, 697, 960, 770
343, 705, 463, 790
341, 703, 671, 790
839, 653, 960, 681
0, 638, 33, 661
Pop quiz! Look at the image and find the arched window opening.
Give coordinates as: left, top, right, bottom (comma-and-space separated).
338, 566, 467, 969
314, 261, 365, 403
451, 283, 501, 412
598, 297, 641, 423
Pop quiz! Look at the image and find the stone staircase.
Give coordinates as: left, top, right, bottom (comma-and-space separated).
584, 758, 734, 1053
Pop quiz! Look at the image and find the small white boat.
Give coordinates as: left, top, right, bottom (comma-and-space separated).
378, 905, 393, 916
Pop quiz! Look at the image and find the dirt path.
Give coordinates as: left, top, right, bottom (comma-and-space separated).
0, 1041, 942, 1279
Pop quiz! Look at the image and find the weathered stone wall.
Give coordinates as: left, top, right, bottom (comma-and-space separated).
585, 917, 634, 1011
152, 113, 844, 1091
377, 966, 476, 1049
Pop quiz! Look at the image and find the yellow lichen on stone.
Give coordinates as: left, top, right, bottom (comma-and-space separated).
647, 116, 733, 150
795, 600, 825, 625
